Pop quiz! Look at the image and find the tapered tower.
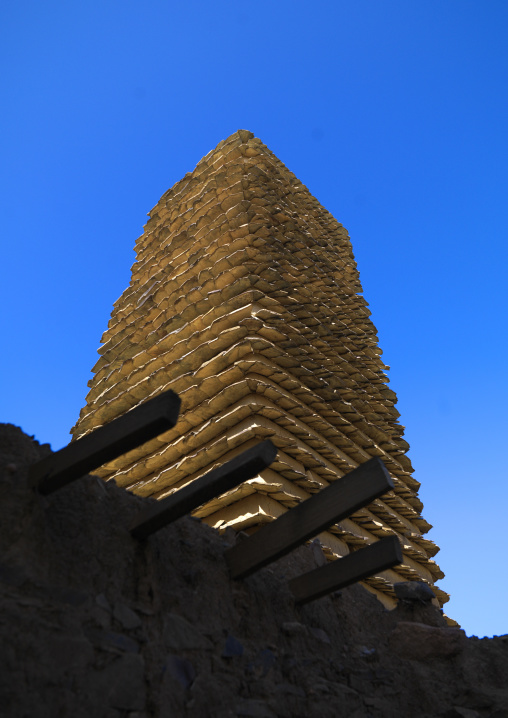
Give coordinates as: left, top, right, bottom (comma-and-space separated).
72, 130, 446, 608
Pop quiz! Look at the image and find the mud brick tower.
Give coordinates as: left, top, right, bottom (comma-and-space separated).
72, 130, 446, 608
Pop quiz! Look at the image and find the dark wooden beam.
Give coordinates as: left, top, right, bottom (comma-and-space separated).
224, 457, 394, 579
129, 440, 278, 540
289, 535, 403, 604
29, 390, 181, 495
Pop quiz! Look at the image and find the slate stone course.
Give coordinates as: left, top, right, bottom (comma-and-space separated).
71, 130, 446, 609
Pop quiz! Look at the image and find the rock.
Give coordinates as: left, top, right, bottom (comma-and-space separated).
394, 581, 436, 603
357, 645, 377, 660
114, 603, 142, 630
330, 683, 362, 709
86, 628, 139, 654
349, 668, 376, 692
222, 634, 244, 658
98, 654, 146, 711
246, 649, 276, 678
308, 627, 331, 644
392, 599, 449, 628
389, 622, 467, 661
273, 682, 306, 698
235, 699, 276, 717
373, 667, 393, 685
46, 636, 94, 671
0, 562, 27, 587
310, 538, 327, 567
312, 678, 333, 694
281, 621, 307, 636
364, 694, 392, 712
444, 708, 481, 718
181, 569, 200, 588
164, 613, 213, 651
237, 130, 254, 142
164, 655, 196, 689
96, 593, 112, 612
47, 585, 89, 606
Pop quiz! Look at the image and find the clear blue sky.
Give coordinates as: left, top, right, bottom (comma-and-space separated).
1, 1, 507, 638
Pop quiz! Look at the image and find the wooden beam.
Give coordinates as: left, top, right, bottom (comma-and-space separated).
29, 390, 181, 495
129, 440, 278, 540
224, 457, 394, 579
289, 535, 403, 604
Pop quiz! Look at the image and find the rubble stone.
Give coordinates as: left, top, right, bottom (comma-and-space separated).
394, 580, 436, 603
4, 423, 505, 717
389, 621, 467, 660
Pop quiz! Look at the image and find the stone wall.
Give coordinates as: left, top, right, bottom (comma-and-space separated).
2, 425, 507, 718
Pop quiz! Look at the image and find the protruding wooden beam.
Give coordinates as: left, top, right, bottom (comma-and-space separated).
129, 440, 278, 540
29, 390, 181, 495
289, 535, 403, 604
224, 457, 394, 579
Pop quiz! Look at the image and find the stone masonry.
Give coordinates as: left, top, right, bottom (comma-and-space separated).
71, 130, 446, 609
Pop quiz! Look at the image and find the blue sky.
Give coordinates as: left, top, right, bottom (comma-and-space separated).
1, 1, 507, 637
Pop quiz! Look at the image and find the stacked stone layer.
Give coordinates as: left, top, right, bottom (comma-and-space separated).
72, 130, 446, 608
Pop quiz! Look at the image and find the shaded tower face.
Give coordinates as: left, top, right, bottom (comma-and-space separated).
72, 130, 446, 608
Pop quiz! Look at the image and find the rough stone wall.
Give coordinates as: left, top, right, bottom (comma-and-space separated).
71, 130, 446, 608
2, 425, 508, 718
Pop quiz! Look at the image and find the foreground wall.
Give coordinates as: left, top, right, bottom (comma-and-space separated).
72, 130, 445, 607
2, 425, 508, 718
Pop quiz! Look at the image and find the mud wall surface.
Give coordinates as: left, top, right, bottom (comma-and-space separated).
1, 424, 507, 718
